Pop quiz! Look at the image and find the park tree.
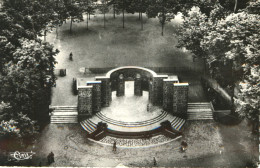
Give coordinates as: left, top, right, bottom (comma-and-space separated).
0, 13, 34, 72
80, 0, 97, 29
0, 112, 39, 151
218, 0, 250, 13
137, 0, 149, 30
146, 0, 185, 36
201, 12, 260, 121
3, 0, 59, 39
0, 38, 58, 119
108, 0, 147, 28
108, 0, 128, 28
175, 0, 250, 17
177, 9, 209, 58
126, 0, 149, 29
63, 0, 84, 33
177, 4, 230, 76
177, 2, 260, 123
0, 101, 39, 152
0, 0, 61, 153
96, 0, 109, 28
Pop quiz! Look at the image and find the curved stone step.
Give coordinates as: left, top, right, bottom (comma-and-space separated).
170, 117, 185, 131
80, 119, 97, 134
95, 110, 168, 127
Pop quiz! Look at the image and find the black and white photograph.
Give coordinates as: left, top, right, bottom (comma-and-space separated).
0, 0, 259, 167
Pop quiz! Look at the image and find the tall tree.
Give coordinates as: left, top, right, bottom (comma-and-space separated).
80, 0, 96, 30
0, 39, 58, 119
99, 0, 109, 28
201, 12, 260, 120
177, 2, 260, 122
3, 0, 59, 38
0, 110, 39, 152
64, 0, 84, 33
146, 0, 181, 36
0, 13, 34, 72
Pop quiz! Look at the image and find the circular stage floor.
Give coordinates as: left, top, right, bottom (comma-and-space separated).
101, 82, 161, 122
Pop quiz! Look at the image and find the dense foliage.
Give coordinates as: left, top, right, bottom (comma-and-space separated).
0, 1, 59, 151
177, 1, 260, 121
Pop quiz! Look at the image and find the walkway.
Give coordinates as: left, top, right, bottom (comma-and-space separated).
29, 119, 259, 167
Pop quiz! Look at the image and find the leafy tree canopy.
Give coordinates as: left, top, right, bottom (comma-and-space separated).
177, 2, 260, 121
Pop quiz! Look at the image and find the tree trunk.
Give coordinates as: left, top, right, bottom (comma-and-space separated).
44, 30, 47, 41
161, 0, 165, 36
231, 60, 235, 113
32, 20, 36, 39
87, 13, 89, 30
89, 13, 91, 20
234, 0, 238, 13
56, 26, 58, 39
70, 17, 73, 33
141, 12, 143, 30
113, 4, 116, 19
139, 12, 141, 20
123, 9, 125, 28
103, 0, 106, 28
161, 23, 164, 36
123, 0, 125, 28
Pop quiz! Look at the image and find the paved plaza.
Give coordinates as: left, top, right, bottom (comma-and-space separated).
28, 119, 257, 167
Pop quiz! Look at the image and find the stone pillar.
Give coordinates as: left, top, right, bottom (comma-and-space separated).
96, 77, 111, 107
163, 79, 178, 112
116, 74, 125, 97
87, 81, 102, 113
173, 83, 189, 118
134, 74, 142, 96
152, 75, 168, 106
78, 86, 93, 120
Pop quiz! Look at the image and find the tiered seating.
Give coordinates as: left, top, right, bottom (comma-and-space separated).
170, 117, 186, 131
187, 102, 213, 120
95, 110, 168, 127
80, 119, 97, 134
50, 106, 78, 123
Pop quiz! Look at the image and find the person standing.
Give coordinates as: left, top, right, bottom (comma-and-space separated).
113, 141, 117, 152
50, 152, 55, 163
47, 153, 51, 165
153, 157, 157, 166
69, 52, 73, 61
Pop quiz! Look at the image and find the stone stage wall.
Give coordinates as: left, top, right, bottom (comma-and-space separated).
78, 66, 189, 120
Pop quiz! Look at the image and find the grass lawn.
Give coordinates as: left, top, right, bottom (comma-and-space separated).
48, 13, 193, 68
48, 13, 205, 106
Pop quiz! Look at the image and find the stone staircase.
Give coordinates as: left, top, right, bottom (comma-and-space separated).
187, 102, 213, 120
50, 106, 78, 123
95, 110, 168, 127
80, 119, 97, 134
170, 117, 186, 131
